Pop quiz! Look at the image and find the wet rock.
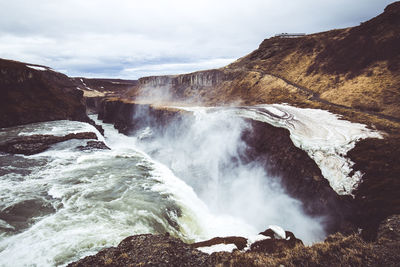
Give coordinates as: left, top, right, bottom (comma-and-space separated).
0, 132, 98, 155
0, 199, 55, 233
68, 234, 211, 267
77, 140, 110, 151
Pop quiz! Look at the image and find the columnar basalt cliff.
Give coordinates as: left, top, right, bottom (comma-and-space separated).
97, 99, 186, 135
0, 59, 91, 128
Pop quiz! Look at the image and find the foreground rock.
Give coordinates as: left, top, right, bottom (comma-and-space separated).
69, 215, 400, 266
68, 234, 211, 267
0, 132, 98, 155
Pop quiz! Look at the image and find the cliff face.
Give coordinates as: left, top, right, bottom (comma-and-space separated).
0, 59, 90, 128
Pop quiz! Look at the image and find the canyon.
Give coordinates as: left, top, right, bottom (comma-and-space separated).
0, 2, 399, 266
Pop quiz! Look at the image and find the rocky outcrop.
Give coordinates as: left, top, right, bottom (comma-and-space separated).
98, 99, 186, 135
68, 234, 212, 267
136, 70, 226, 101
0, 132, 98, 155
77, 140, 110, 151
191, 227, 303, 254
68, 215, 400, 266
0, 59, 92, 128
250, 232, 303, 253
347, 136, 400, 240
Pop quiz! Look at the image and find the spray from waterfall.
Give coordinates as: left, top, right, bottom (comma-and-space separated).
132, 107, 326, 243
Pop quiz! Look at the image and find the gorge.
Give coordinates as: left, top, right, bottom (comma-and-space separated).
1, 2, 400, 267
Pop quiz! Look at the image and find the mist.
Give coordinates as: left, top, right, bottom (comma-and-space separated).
131, 107, 326, 244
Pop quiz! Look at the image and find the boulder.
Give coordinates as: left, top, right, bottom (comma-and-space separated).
77, 140, 110, 151
250, 227, 303, 253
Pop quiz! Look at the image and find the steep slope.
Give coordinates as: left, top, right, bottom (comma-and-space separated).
229, 1, 400, 119
0, 59, 91, 128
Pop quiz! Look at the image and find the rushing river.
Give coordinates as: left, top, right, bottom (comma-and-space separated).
1, 103, 379, 267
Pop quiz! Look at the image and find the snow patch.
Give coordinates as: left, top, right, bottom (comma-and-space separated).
197, 243, 237, 254
244, 234, 270, 251
269, 225, 286, 239
26, 65, 47, 71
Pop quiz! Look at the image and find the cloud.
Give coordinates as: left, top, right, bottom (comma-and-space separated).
0, 0, 393, 78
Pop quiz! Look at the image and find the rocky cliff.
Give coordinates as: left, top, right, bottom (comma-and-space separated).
0, 59, 92, 128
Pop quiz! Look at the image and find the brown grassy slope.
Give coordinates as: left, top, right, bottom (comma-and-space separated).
229, 1, 400, 119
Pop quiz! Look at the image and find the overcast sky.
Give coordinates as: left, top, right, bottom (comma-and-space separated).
0, 0, 393, 79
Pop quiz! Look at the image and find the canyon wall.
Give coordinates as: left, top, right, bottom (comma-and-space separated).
0, 59, 90, 128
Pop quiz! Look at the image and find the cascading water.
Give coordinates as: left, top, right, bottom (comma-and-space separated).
0, 106, 338, 266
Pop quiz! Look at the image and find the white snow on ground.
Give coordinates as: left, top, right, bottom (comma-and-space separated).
234, 104, 383, 196
243, 234, 270, 251
197, 243, 237, 254
268, 225, 286, 239
197, 227, 284, 254
26, 65, 47, 71
178, 104, 383, 196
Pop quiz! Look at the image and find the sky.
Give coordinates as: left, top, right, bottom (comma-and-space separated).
0, 0, 394, 79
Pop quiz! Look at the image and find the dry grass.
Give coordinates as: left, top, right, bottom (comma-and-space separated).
212, 233, 378, 267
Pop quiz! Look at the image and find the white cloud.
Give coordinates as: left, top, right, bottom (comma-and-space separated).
121, 58, 236, 79
0, 0, 393, 78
